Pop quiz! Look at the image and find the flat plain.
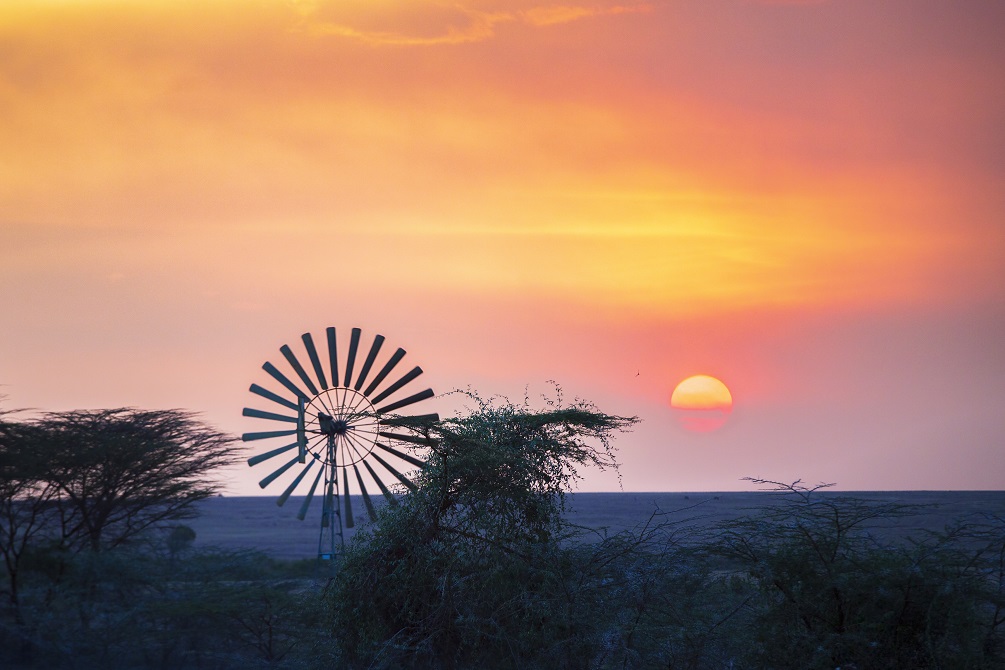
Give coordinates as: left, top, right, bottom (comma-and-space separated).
187, 491, 1005, 561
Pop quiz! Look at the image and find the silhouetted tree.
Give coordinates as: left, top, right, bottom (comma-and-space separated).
713, 478, 1005, 669
0, 418, 59, 623
326, 395, 638, 667
34, 408, 237, 552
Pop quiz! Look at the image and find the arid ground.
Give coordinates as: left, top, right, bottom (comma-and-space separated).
188, 491, 1005, 561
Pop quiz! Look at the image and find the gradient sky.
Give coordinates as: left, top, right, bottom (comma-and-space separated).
2, 0, 1003, 494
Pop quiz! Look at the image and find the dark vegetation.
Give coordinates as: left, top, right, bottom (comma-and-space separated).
2, 399, 1003, 669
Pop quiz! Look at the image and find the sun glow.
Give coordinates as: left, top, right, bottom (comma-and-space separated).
670, 375, 733, 433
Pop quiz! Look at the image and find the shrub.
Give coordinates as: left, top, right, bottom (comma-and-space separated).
713, 479, 1005, 669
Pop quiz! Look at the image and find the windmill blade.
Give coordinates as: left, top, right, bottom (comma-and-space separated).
277, 461, 315, 507
326, 327, 339, 391
342, 467, 354, 528
247, 441, 298, 466
243, 407, 297, 423
381, 413, 440, 428
370, 451, 418, 492
354, 334, 385, 391
302, 332, 329, 390
258, 455, 300, 489
343, 327, 361, 387
363, 347, 406, 397
242, 429, 297, 442
250, 384, 298, 411
362, 459, 397, 505
353, 464, 378, 522
376, 388, 435, 415
263, 362, 310, 401
375, 441, 426, 469
379, 430, 437, 447
297, 467, 325, 520
281, 344, 320, 396
370, 366, 423, 405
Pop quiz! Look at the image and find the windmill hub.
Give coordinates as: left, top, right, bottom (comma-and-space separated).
317, 412, 351, 436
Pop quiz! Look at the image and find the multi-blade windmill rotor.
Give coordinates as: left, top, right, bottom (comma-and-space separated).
242, 327, 437, 559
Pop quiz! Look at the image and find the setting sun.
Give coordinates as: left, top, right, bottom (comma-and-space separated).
670, 375, 733, 433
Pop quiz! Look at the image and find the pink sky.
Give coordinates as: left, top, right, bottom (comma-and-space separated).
2, 0, 1003, 494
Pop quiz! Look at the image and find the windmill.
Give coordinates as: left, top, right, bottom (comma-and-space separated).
242, 327, 437, 560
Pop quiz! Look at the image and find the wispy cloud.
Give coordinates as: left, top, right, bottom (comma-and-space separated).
305, 7, 510, 46
743, 0, 828, 5
520, 4, 651, 27
301, 3, 652, 46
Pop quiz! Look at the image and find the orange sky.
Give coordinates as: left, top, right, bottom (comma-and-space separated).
2, 0, 1004, 494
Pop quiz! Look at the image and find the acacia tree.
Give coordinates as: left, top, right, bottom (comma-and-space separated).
34, 408, 237, 553
0, 418, 60, 623
325, 396, 638, 668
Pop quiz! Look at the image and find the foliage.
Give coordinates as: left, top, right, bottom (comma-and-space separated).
320, 405, 1005, 670
167, 524, 197, 559
3, 397, 1004, 669
0, 418, 60, 623
2, 544, 316, 669
0, 406, 240, 660
324, 395, 638, 668
26, 408, 236, 553
712, 478, 1005, 669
